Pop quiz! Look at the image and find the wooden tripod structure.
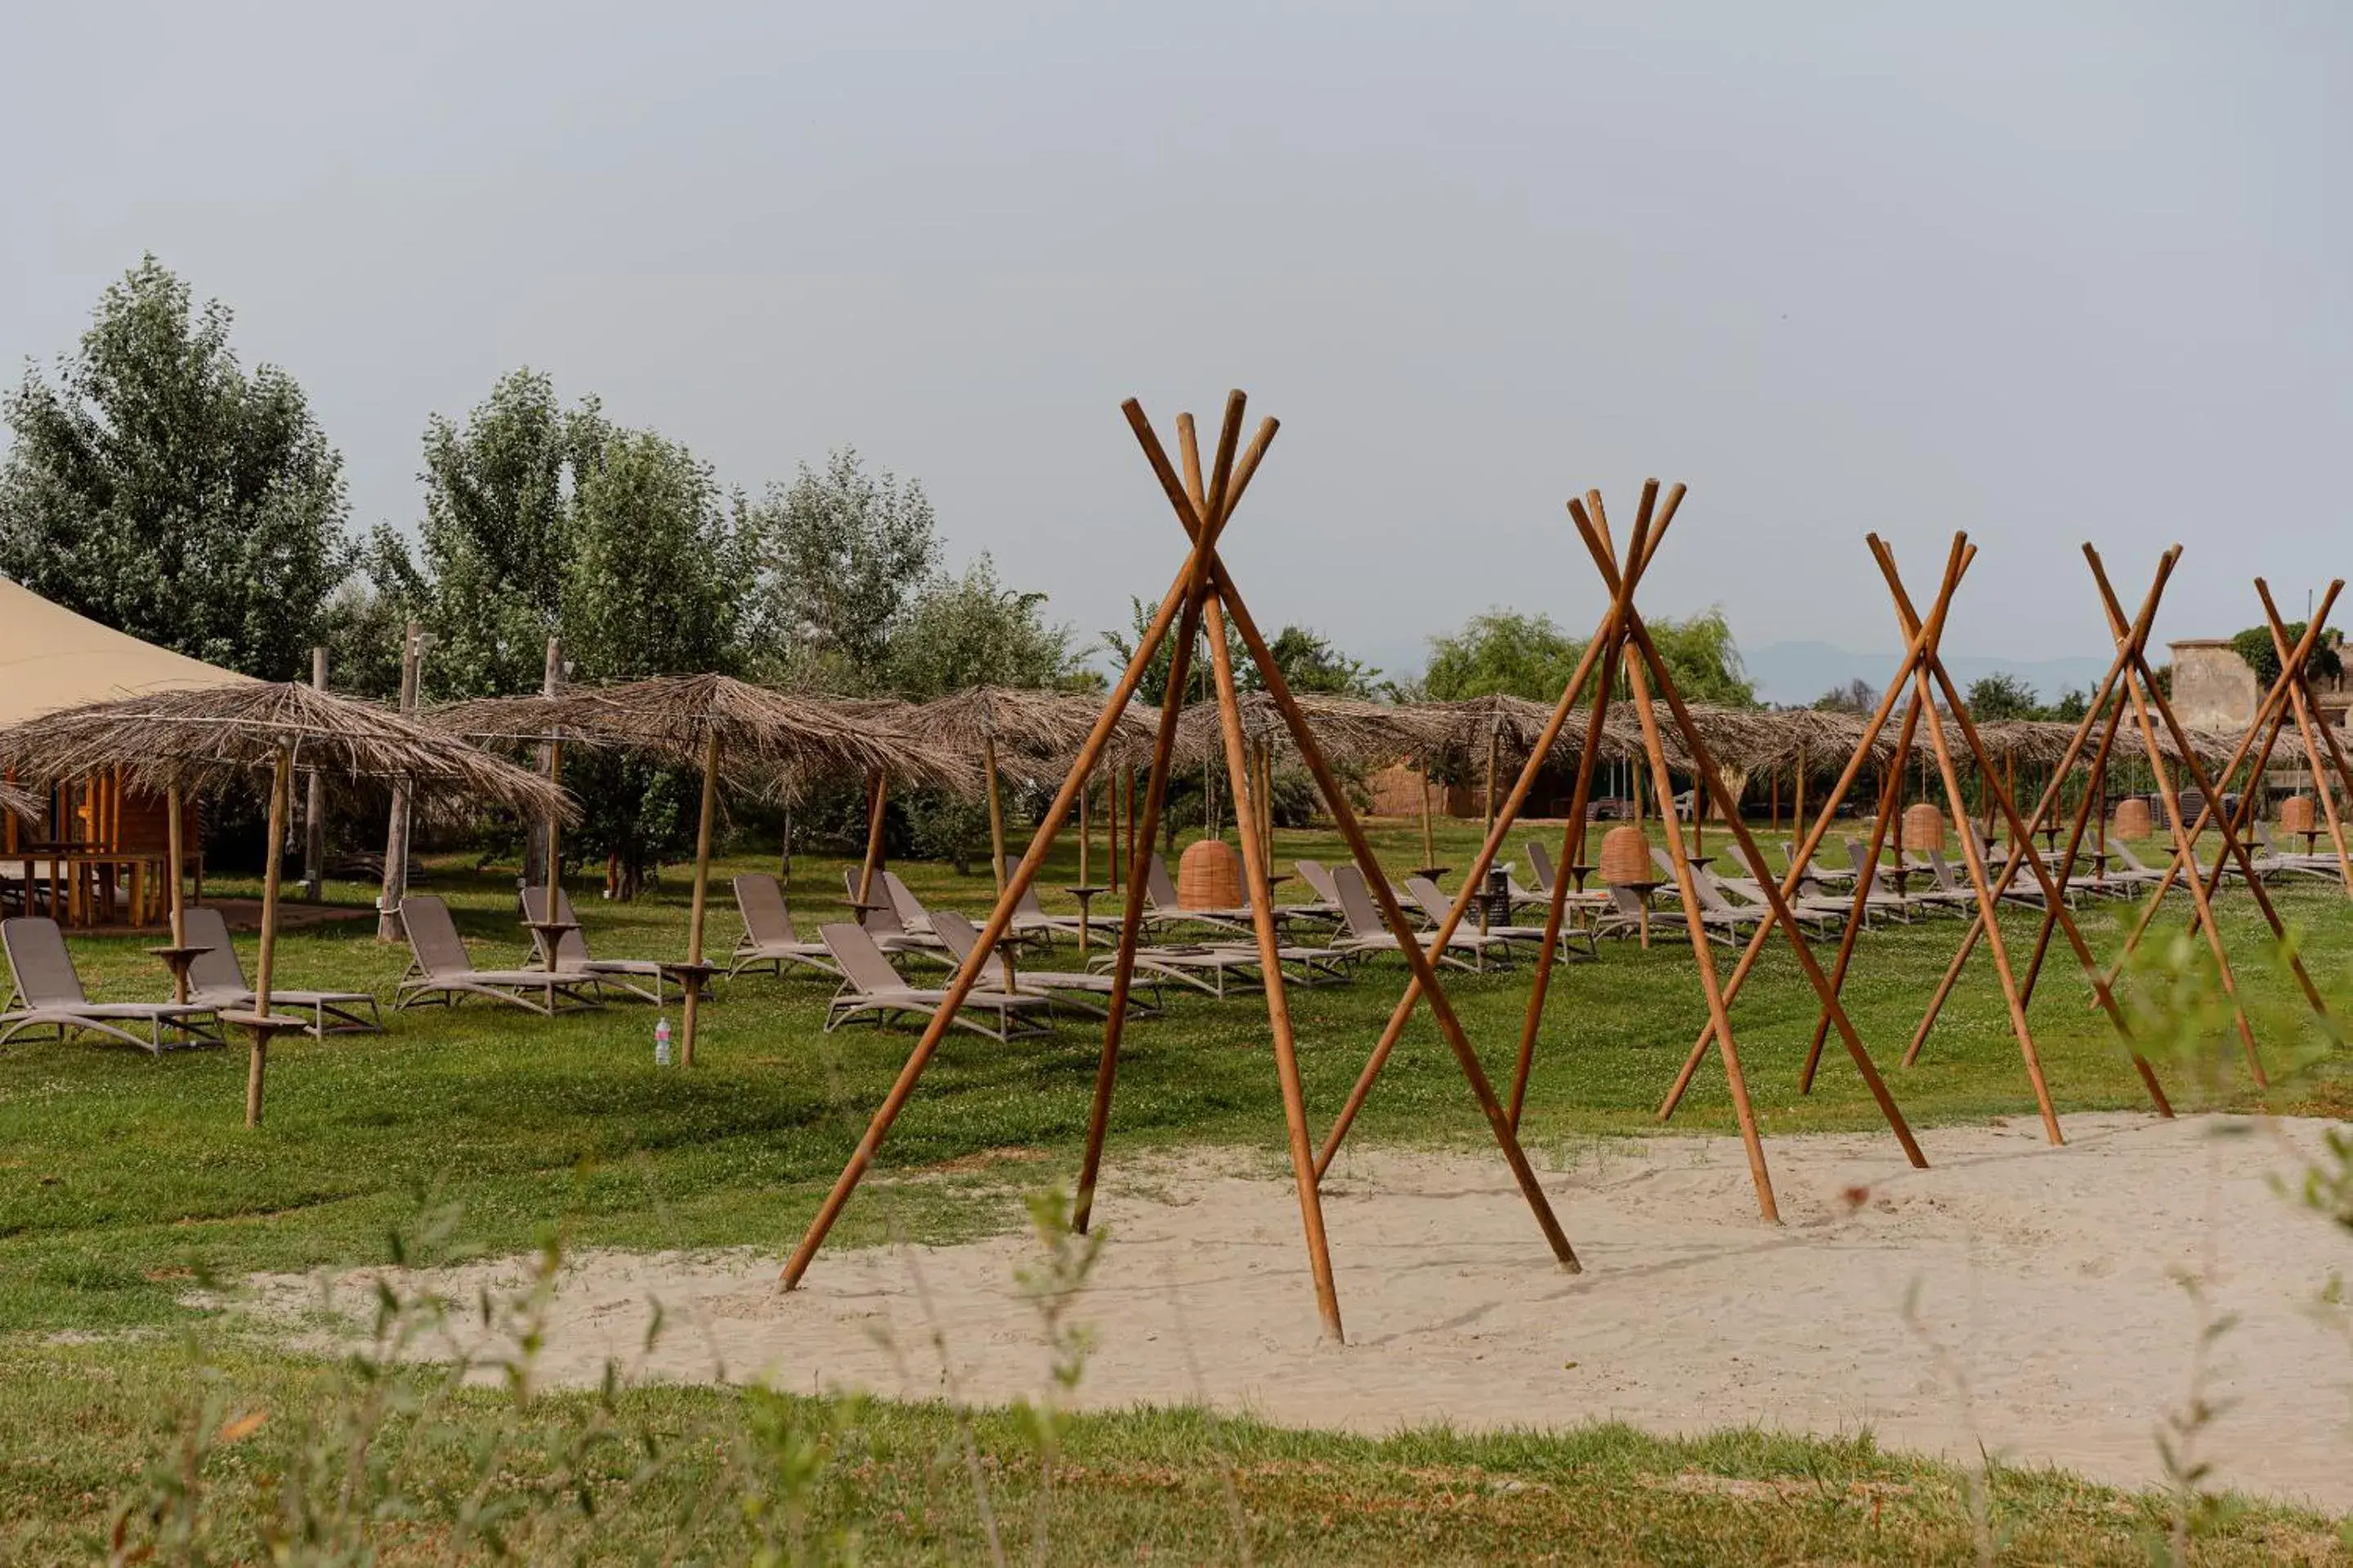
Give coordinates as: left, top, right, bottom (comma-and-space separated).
777, 391, 1579, 1342
1908, 552, 2344, 1094
1310, 486, 1926, 1225
1658, 535, 2173, 1145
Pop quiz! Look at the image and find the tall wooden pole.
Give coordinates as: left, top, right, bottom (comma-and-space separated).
856, 771, 887, 911
166, 784, 188, 1003
302, 646, 326, 902
982, 730, 1008, 902
786, 395, 1269, 1291
246, 744, 293, 1128
679, 729, 720, 1068
377, 622, 422, 942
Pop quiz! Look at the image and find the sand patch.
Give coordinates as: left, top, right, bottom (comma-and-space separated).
233, 1114, 2353, 1512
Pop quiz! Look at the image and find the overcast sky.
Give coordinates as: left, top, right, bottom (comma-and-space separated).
5, 2, 2346, 693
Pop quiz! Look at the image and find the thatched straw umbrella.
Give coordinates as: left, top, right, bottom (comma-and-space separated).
910, 686, 1133, 897
0, 780, 42, 825
0, 682, 569, 1125
436, 675, 965, 1067
1170, 691, 1447, 866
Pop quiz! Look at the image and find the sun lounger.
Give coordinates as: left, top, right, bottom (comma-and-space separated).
1402, 875, 1590, 961
1588, 882, 1742, 946
395, 894, 599, 1016
0, 916, 219, 1053
841, 869, 950, 963
1004, 864, 1093, 942
1702, 870, 1848, 938
522, 886, 691, 1004
929, 910, 1157, 1016
1324, 865, 1496, 970
817, 922, 1050, 1041
728, 874, 841, 980
182, 905, 381, 1036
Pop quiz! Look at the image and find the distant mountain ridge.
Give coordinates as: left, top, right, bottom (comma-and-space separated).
1743, 640, 2114, 709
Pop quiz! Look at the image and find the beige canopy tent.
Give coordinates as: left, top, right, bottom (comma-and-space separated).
0, 579, 253, 924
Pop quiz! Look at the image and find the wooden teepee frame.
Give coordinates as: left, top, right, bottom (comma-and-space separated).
778, 391, 1578, 1342
1658, 535, 2175, 1146
1312, 486, 1927, 1225
1908, 553, 2344, 1094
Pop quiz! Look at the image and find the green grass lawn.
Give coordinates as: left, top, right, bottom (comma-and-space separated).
3, 815, 2350, 1561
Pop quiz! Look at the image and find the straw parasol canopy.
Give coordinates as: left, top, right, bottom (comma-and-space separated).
0, 681, 572, 1128
432, 673, 969, 1066
1174, 691, 1448, 771
0, 779, 43, 824
0, 681, 572, 820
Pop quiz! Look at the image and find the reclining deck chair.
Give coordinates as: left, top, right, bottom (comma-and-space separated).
0, 916, 219, 1053
183, 906, 381, 1036
396, 895, 599, 1016
817, 922, 1050, 1041
522, 886, 691, 1005
728, 874, 840, 980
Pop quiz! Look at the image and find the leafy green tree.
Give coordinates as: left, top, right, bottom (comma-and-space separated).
2045, 686, 2090, 723
1814, 678, 1876, 713
744, 449, 939, 688
1965, 672, 2040, 721
879, 556, 1078, 701
1422, 605, 1755, 708
0, 257, 352, 678
562, 431, 746, 681
1099, 596, 1249, 708
387, 369, 611, 698
880, 556, 1082, 869
1421, 610, 1579, 702
2230, 621, 2342, 689
1251, 625, 1379, 697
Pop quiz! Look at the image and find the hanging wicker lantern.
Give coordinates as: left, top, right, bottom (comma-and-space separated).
2111, 797, 2153, 840
1599, 824, 1652, 887
2280, 794, 2318, 834
1177, 838, 1243, 909
1899, 802, 1946, 852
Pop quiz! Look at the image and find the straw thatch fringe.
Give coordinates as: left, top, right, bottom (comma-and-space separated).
0, 682, 574, 822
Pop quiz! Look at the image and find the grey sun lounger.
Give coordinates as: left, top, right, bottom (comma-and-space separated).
0, 916, 220, 1054
182, 905, 382, 1036
522, 886, 694, 1004
1402, 875, 1587, 961
396, 895, 599, 1016
840, 869, 951, 963
1144, 854, 1257, 937
930, 910, 1158, 1016
728, 873, 840, 981
1325, 865, 1493, 971
817, 922, 1050, 1042
1089, 938, 1353, 999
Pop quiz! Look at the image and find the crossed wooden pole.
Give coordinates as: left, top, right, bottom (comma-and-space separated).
2078, 575, 2350, 1052
1313, 487, 1926, 1225
779, 391, 1578, 1342
1661, 536, 2172, 1145
1908, 555, 2342, 1093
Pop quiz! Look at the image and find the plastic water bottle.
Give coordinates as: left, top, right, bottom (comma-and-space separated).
654, 1016, 672, 1067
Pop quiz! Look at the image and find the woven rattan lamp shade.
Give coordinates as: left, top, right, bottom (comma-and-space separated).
2280, 794, 2318, 834
1177, 838, 1243, 909
1599, 824, 1651, 886
1899, 802, 1946, 851
2111, 797, 2153, 839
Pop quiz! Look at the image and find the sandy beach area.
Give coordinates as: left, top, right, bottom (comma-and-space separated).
236, 1113, 2353, 1512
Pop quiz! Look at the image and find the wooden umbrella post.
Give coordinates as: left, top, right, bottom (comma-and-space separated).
378, 621, 423, 943
856, 771, 887, 911
982, 724, 1008, 902
679, 729, 720, 1068
543, 735, 564, 931
1419, 769, 1437, 868
165, 784, 187, 1003
302, 646, 327, 902
785, 391, 1268, 1293
244, 744, 294, 1128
